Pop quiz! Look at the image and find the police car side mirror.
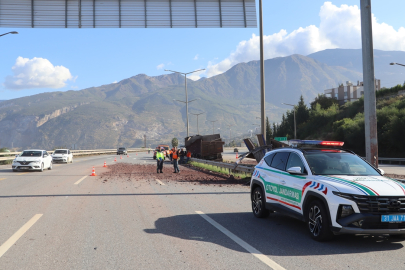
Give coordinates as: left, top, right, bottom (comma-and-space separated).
377, 168, 385, 175
287, 167, 303, 175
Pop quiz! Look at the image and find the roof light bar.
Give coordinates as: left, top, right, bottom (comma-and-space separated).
290, 140, 344, 147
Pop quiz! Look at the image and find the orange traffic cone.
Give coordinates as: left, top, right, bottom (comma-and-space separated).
114, 157, 117, 162
90, 167, 97, 176
136, 153, 138, 156
236, 152, 238, 159
103, 161, 107, 168
120, 155, 122, 159
127, 154, 129, 158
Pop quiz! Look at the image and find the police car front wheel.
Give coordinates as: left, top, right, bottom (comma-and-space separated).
307, 200, 333, 241
252, 187, 269, 218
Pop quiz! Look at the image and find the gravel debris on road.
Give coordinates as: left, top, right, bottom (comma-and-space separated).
100, 163, 248, 185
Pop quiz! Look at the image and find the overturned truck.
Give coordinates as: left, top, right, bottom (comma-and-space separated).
185, 134, 224, 161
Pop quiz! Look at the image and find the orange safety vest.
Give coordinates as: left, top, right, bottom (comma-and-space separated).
173, 151, 178, 159
187, 151, 191, 158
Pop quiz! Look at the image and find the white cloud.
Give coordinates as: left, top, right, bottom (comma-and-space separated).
188, 69, 205, 81
206, 1, 405, 77
156, 63, 165, 70
4, 57, 73, 90
193, 54, 199, 60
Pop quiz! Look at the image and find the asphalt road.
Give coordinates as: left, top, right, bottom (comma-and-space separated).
1, 152, 405, 270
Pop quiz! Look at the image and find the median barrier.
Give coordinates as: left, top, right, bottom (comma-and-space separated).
190, 158, 255, 174
0, 148, 148, 161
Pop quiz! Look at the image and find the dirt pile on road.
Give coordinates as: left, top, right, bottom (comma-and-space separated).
100, 163, 247, 185
386, 174, 405, 180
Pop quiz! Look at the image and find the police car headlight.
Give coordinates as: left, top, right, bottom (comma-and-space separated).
12, 160, 17, 164
338, 205, 354, 218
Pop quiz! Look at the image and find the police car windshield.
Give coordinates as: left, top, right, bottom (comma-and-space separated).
304, 151, 380, 176
54, 150, 67, 154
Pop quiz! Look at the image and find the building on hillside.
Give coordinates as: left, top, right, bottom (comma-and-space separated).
324, 79, 381, 104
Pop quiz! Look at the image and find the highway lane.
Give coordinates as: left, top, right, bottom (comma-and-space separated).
0, 152, 405, 269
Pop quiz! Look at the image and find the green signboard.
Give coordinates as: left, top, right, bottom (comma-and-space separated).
274, 137, 287, 142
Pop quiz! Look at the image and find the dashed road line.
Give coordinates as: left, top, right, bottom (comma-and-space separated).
195, 211, 286, 270
74, 176, 88, 185
0, 178, 6, 181
0, 214, 43, 258
17, 172, 29, 175
155, 179, 165, 185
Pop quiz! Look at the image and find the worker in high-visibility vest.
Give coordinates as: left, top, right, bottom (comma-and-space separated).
156, 147, 165, 173
186, 150, 192, 163
172, 147, 180, 173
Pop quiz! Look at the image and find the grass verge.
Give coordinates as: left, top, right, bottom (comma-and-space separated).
190, 161, 252, 180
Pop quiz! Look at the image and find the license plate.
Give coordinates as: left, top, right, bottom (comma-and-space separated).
21, 167, 29, 170
381, 215, 405, 222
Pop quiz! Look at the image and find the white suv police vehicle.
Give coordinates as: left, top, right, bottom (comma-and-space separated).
251, 140, 405, 241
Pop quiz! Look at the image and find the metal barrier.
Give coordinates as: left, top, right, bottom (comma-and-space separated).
190, 158, 254, 174
378, 158, 405, 165
0, 148, 148, 162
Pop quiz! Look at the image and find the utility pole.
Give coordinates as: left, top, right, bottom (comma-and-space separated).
259, 0, 266, 140
165, 69, 205, 137
143, 134, 146, 148
209, 120, 218, 134
190, 112, 204, 135
360, 0, 378, 167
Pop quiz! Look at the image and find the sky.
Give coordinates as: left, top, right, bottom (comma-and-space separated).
1, 0, 405, 100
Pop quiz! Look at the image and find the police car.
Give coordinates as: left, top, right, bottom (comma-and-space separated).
251, 140, 405, 241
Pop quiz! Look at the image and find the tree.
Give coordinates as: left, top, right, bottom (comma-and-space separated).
296, 95, 310, 126
171, 138, 178, 148
265, 117, 272, 143
310, 94, 339, 110
272, 123, 277, 136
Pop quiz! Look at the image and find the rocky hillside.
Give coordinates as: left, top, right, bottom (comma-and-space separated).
0, 53, 362, 150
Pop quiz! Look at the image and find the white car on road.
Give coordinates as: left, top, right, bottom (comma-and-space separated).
251, 140, 405, 241
52, 149, 73, 163
12, 149, 53, 172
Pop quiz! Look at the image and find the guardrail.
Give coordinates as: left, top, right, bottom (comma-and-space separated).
378, 158, 405, 165
190, 158, 254, 174
0, 148, 148, 162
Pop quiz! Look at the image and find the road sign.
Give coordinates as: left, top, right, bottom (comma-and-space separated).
274, 137, 287, 142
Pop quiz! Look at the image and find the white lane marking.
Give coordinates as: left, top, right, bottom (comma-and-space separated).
0, 214, 43, 258
133, 158, 137, 159
74, 176, 88, 185
155, 179, 165, 185
195, 211, 286, 270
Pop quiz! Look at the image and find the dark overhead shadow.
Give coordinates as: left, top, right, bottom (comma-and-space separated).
0, 191, 249, 199
144, 212, 404, 256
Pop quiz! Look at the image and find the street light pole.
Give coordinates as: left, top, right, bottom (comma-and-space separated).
209, 120, 218, 134
259, 0, 266, 140
165, 68, 205, 137
190, 112, 205, 135
390, 62, 405, 67
282, 103, 296, 139
360, 0, 378, 167
227, 125, 233, 145
0, 31, 18, 37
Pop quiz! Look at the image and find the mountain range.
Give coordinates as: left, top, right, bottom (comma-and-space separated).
0, 49, 403, 150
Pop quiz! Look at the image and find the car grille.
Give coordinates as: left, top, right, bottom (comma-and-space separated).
345, 194, 405, 214
18, 161, 32, 165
